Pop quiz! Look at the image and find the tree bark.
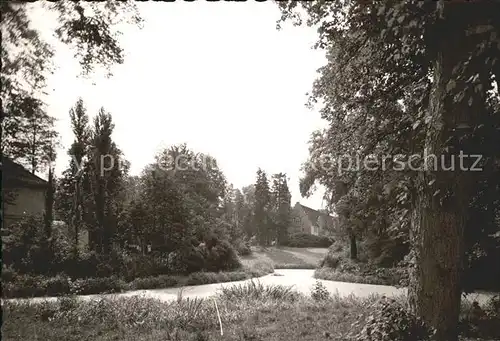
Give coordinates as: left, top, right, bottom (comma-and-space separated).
409, 3, 487, 341
349, 233, 357, 260
43, 167, 54, 248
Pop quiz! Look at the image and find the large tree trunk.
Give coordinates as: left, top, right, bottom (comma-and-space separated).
409, 3, 486, 340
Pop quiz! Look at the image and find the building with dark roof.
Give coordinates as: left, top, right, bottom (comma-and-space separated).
2, 157, 48, 228
290, 202, 339, 236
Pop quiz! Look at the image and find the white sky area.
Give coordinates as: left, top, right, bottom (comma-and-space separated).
31, 2, 329, 209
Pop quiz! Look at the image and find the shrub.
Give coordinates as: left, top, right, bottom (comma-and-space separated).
283, 233, 333, 248
2, 265, 17, 283
1, 274, 71, 298
487, 295, 500, 314
311, 280, 330, 301
129, 274, 180, 290
246, 261, 274, 277
186, 272, 219, 285
120, 253, 170, 280
56, 250, 99, 279
2, 274, 48, 298
315, 267, 388, 286
351, 297, 434, 341
320, 251, 341, 268
226, 271, 248, 281
460, 296, 500, 339
44, 274, 71, 296
205, 240, 241, 272
218, 280, 298, 302
69, 276, 125, 295
330, 240, 345, 252
183, 245, 208, 273
167, 246, 206, 275
2, 215, 54, 274
235, 240, 252, 256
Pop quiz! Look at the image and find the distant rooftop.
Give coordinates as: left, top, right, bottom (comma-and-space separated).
1, 157, 48, 189
295, 202, 338, 227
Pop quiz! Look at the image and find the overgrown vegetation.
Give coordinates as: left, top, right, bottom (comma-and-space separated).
277, 1, 500, 339
316, 241, 409, 287
3, 284, 499, 341
2, 234, 275, 299
3, 2, 500, 341
2, 95, 299, 297
282, 232, 333, 248
1, 268, 276, 299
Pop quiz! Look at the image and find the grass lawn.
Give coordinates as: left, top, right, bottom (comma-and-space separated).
240, 247, 328, 269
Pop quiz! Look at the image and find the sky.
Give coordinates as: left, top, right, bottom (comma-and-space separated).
32, 1, 329, 209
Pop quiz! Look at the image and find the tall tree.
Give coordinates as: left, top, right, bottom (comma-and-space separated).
70, 99, 90, 255
221, 183, 242, 243
88, 108, 127, 254
43, 151, 56, 252
254, 169, 271, 246
56, 98, 91, 256
241, 185, 256, 238
270, 173, 292, 245
233, 188, 246, 236
1, 2, 142, 137
3, 96, 58, 174
276, 1, 500, 340
408, 4, 495, 340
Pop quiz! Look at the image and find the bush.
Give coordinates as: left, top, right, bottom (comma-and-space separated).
320, 251, 341, 268
351, 297, 434, 341
167, 246, 206, 274
365, 236, 410, 268
246, 261, 274, 277
185, 272, 219, 285
311, 280, 330, 301
226, 271, 248, 281
69, 276, 125, 295
2, 265, 17, 283
460, 296, 500, 339
218, 280, 298, 302
129, 274, 180, 290
235, 240, 252, 256
2, 274, 48, 298
283, 233, 333, 248
120, 252, 171, 280
2, 274, 126, 298
2, 215, 53, 274
318, 245, 409, 287
315, 267, 389, 286
44, 274, 72, 296
205, 240, 242, 272
54, 250, 129, 280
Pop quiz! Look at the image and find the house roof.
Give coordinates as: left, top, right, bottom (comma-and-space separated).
1, 157, 48, 189
296, 203, 336, 227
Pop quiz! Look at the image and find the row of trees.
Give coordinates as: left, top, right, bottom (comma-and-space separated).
52, 99, 295, 256
55, 99, 128, 255
277, 1, 500, 340
3, 91, 297, 280
253, 170, 292, 246
2, 1, 298, 277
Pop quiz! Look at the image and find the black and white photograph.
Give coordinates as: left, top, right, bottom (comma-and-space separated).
1, 1, 500, 340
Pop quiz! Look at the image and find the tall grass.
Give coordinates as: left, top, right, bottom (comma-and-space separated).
217, 279, 298, 302
4, 282, 498, 341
